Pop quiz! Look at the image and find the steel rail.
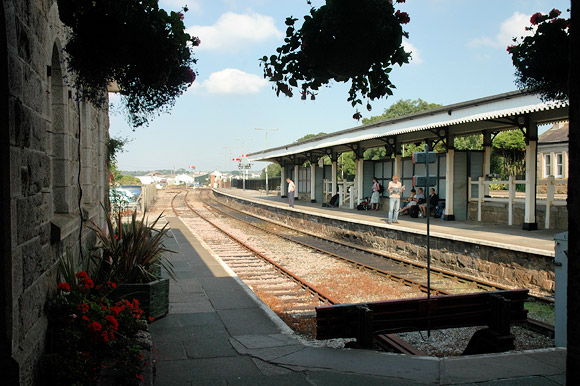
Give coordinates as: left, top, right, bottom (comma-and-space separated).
199, 189, 456, 296
175, 189, 339, 305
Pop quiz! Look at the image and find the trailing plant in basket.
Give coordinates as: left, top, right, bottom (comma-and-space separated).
56, 0, 199, 127
260, 0, 411, 120
91, 209, 176, 284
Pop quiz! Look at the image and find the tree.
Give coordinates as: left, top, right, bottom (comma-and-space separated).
362, 98, 442, 125
361, 98, 442, 158
507, 8, 569, 101
261, 0, 411, 119
491, 130, 526, 178
260, 163, 281, 179
295, 132, 327, 142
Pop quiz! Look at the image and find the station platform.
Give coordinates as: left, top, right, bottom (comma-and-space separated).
213, 187, 561, 257
150, 212, 566, 385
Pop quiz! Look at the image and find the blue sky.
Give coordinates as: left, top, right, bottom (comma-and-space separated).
111, 0, 570, 173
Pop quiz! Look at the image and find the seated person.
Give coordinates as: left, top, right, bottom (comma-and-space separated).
398, 189, 418, 215
416, 187, 426, 205
420, 187, 439, 217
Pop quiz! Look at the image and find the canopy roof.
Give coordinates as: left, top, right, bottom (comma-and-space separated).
249, 91, 568, 165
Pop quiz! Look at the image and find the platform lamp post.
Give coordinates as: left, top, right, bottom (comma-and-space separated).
413, 144, 437, 337
255, 128, 278, 195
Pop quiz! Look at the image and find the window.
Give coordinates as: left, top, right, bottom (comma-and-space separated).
555, 153, 563, 178
298, 167, 311, 193
544, 154, 551, 177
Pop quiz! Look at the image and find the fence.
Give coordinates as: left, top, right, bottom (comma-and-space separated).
231, 177, 281, 192
468, 175, 567, 229
323, 179, 356, 208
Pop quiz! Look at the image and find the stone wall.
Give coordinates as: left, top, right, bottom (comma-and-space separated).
1, 1, 109, 384
214, 191, 555, 298
467, 201, 568, 230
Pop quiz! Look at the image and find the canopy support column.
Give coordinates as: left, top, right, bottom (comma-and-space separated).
523, 121, 538, 230
444, 147, 455, 221
356, 158, 364, 204
294, 164, 299, 199
280, 165, 286, 197
483, 131, 492, 197
310, 163, 316, 202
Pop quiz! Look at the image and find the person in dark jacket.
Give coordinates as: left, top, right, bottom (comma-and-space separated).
420, 187, 438, 217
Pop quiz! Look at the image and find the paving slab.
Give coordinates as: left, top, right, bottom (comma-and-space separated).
440, 349, 566, 384
271, 346, 441, 383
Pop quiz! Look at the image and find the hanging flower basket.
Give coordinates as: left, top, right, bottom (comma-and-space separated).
260, 0, 411, 117
56, 0, 199, 127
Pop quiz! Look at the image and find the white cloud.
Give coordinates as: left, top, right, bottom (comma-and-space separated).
197, 68, 267, 95
159, 0, 201, 12
402, 40, 422, 64
468, 12, 534, 49
187, 12, 282, 51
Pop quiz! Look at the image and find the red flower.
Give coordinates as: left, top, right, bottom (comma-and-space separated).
136, 374, 144, 382
506, 45, 517, 53
549, 8, 561, 18
148, 316, 155, 323
106, 315, 119, 331
177, 11, 184, 21
353, 112, 362, 121
530, 12, 543, 25
395, 10, 410, 25
78, 303, 90, 313
88, 321, 102, 333
57, 282, 71, 292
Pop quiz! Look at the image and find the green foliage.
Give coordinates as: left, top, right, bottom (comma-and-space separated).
491, 130, 526, 178
507, 8, 569, 101
107, 136, 130, 168
295, 132, 327, 142
90, 209, 176, 284
56, 0, 199, 127
261, 163, 282, 178
260, 0, 411, 118
362, 98, 442, 125
116, 174, 141, 185
364, 147, 387, 160
338, 152, 356, 181
454, 135, 483, 150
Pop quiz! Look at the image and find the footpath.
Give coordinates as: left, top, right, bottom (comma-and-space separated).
149, 215, 566, 385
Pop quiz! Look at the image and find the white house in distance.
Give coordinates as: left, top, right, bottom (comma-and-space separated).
538, 121, 568, 181
175, 174, 196, 185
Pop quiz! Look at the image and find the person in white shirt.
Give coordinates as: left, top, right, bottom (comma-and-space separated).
387, 175, 405, 224
286, 178, 296, 208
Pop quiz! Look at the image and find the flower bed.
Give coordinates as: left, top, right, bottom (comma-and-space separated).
42, 272, 150, 386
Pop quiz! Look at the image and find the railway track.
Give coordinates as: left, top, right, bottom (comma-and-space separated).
197, 188, 555, 336
197, 189, 500, 296
171, 189, 337, 320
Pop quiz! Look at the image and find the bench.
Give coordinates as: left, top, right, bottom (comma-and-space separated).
316, 289, 528, 354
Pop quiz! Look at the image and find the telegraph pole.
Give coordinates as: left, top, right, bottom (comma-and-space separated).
255, 128, 278, 195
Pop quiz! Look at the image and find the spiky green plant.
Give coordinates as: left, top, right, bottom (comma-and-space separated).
91, 209, 176, 284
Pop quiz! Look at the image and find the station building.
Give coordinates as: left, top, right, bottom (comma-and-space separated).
249, 91, 569, 231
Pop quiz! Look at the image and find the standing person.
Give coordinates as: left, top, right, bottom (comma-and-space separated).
387, 175, 405, 224
286, 177, 296, 208
371, 177, 380, 211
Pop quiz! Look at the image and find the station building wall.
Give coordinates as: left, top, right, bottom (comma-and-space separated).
1, 1, 110, 383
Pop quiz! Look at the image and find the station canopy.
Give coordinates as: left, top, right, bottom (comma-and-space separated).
248, 90, 569, 165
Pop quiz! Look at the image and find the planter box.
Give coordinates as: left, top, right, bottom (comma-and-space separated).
113, 278, 169, 320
